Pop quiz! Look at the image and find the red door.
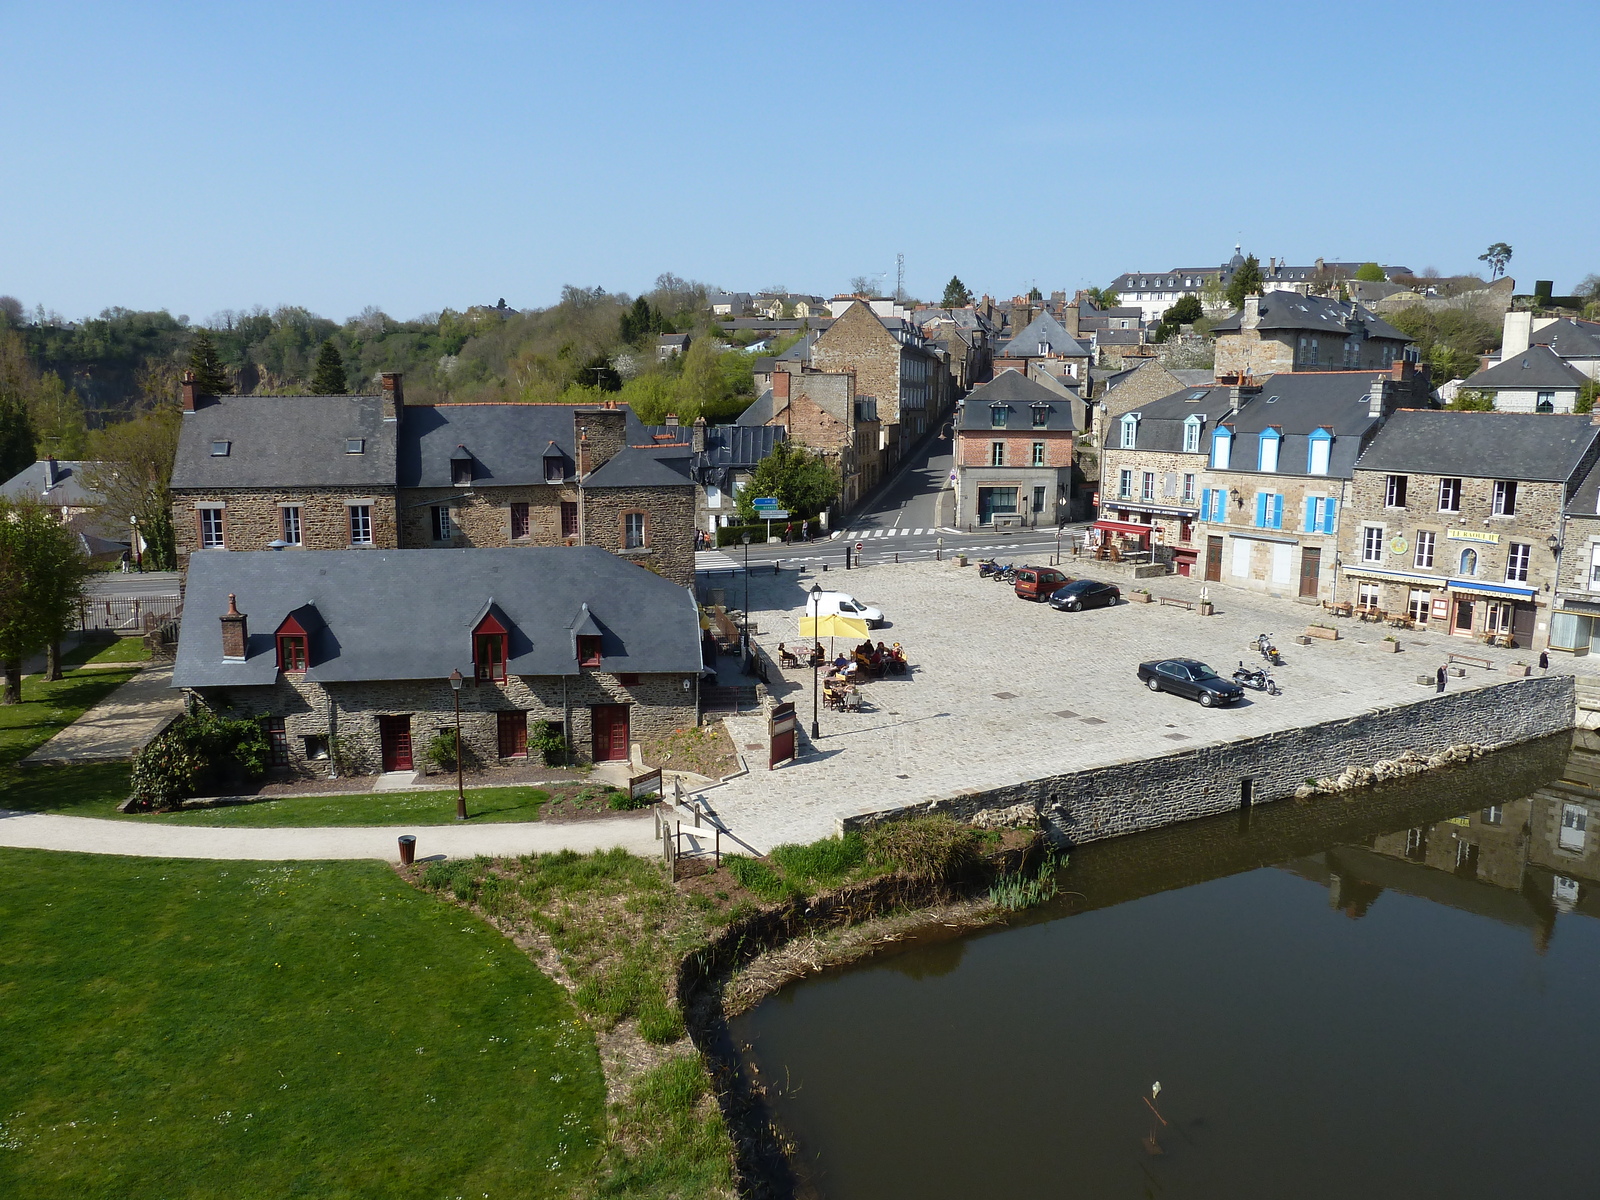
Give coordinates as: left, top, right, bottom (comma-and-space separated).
379, 715, 413, 772
497, 710, 528, 758
591, 704, 630, 762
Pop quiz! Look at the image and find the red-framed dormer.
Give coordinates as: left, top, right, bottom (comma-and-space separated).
275, 615, 309, 673
473, 611, 508, 683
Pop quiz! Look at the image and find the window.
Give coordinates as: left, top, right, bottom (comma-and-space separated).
1211, 428, 1232, 470
1506, 541, 1531, 582
1032, 485, 1046, 513
1459, 548, 1478, 576
1182, 473, 1196, 503
1120, 413, 1138, 449
1486, 601, 1514, 634
1307, 431, 1331, 475
497, 710, 528, 759
1254, 492, 1283, 530
1142, 472, 1155, 501
1183, 415, 1202, 453
1362, 525, 1385, 563
303, 734, 329, 761
277, 634, 307, 673
431, 505, 453, 542
1357, 582, 1381, 611
1408, 589, 1431, 623
1481, 804, 1503, 825
1032, 405, 1050, 428
265, 718, 289, 767
349, 505, 372, 545
1304, 496, 1337, 534
991, 405, 1008, 428
475, 633, 507, 682
1385, 475, 1408, 508
345, 438, 365, 454
1414, 530, 1435, 569
1031, 442, 1045, 467
1257, 429, 1279, 473
578, 635, 602, 667
544, 456, 565, 483
280, 506, 302, 546
1492, 480, 1517, 516
618, 673, 640, 686
560, 501, 579, 538
210, 440, 230, 456
451, 458, 472, 486
1537, 391, 1555, 413
1119, 469, 1133, 499
1438, 477, 1462, 512
991, 441, 1006, 467
1199, 487, 1225, 522
623, 512, 646, 549
1590, 545, 1600, 591
1560, 803, 1588, 851
510, 502, 530, 539
198, 508, 224, 549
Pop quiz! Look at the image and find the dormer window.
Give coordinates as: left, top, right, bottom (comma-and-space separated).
1119, 413, 1139, 449
1211, 427, 1233, 470
1031, 404, 1051, 428
473, 612, 508, 683
210, 441, 231, 457
990, 405, 1008, 428
577, 635, 602, 667
275, 614, 310, 673
345, 438, 365, 454
1307, 428, 1332, 476
544, 456, 564, 483
1182, 414, 1203, 453
1257, 428, 1280, 473
450, 446, 473, 486
1037, 341, 1051, 356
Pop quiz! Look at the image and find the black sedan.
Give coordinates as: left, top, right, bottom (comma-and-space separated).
1136, 659, 1245, 707
1049, 579, 1121, 611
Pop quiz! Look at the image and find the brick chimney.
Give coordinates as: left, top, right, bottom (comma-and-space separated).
1390, 359, 1412, 382
220, 594, 248, 661
692, 415, 707, 454
181, 370, 198, 412
663, 413, 679, 427
773, 369, 791, 403
381, 372, 404, 423
573, 407, 625, 477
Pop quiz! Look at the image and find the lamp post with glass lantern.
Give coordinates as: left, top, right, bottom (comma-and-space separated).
742, 533, 752, 662
808, 582, 822, 740
449, 669, 467, 820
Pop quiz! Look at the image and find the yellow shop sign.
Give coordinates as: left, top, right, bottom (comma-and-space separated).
1447, 529, 1501, 544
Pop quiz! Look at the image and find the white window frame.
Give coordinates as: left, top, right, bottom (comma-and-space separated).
1118, 469, 1133, 499
198, 508, 225, 549
1589, 544, 1600, 591
1141, 472, 1155, 502
1385, 474, 1407, 508
280, 505, 302, 547
1492, 480, 1517, 516
349, 505, 373, 546
1357, 582, 1380, 610
1362, 524, 1385, 564
1414, 530, 1435, 569
1506, 541, 1530, 583
1182, 415, 1202, 453
1211, 429, 1232, 470
1120, 413, 1139, 449
1258, 430, 1280, 473
1438, 477, 1462, 513
431, 505, 453, 542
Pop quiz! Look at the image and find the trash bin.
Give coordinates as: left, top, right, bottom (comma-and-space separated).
398, 834, 417, 866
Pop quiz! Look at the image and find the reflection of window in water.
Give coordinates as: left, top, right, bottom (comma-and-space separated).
1560, 803, 1589, 852
1455, 839, 1480, 876
1553, 875, 1581, 913
1405, 827, 1427, 860
1482, 805, 1503, 825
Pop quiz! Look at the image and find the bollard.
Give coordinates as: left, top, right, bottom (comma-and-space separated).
398, 834, 417, 866
894, 552, 899, 563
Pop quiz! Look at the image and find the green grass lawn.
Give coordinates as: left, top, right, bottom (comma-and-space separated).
0, 848, 605, 1198
59, 638, 152, 668
142, 786, 552, 827
0, 669, 141, 818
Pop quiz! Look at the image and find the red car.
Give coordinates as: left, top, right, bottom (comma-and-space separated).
1013, 566, 1071, 602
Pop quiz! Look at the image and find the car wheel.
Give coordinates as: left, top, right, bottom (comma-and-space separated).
1200, 691, 1216, 708
1146, 677, 1161, 692
1068, 600, 1080, 611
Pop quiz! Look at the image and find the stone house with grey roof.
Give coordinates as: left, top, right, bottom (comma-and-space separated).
992, 311, 1092, 385
736, 367, 881, 515
1553, 454, 1600, 655
641, 418, 787, 534
170, 373, 696, 587
172, 547, 704, 775
1458, 344, 1591, 413
1340, 411, 1600, 650
1211, 294, 1416, 380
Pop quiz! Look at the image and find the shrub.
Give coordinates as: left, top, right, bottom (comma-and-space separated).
529, 720, 567, 765
770, 833, 866, 889
723, 855, 794, 901
425, 731, 460, 772
608, 788, 655, 811
864, 816, 983, 881
128, 707, 273, 810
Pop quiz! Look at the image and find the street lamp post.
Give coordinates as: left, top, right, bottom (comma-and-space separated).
808, 582, 822, 740
129, 514, 142, 572
742, 533, 751, 663
449, 669, 467, 820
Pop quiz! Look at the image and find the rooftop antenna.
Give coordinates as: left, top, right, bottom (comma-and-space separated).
896, 252, 905, 302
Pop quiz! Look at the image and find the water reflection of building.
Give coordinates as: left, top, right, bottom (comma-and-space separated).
1291, 732, 1600, 950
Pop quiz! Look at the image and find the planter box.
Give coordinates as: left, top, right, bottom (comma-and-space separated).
1379, 640, 1400, 653
1129, 592, 1152, 603
1199, 601, 1215, 617
1305, 625, 1339, 640
1507, 663, 1531, 677
1416, 674, 1436, 687
1292, 634, 1312, 646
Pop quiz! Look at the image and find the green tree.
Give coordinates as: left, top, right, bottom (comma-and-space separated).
0, 498, 91, 701
1355, 263, 1386, 283
1578, 380, 1599, 416
1225, 255, 1264, 309
26, 372, 88, 458
1084, 287, 1119, 310
1155, 294, 1204, 341
310, 339, 347, 394
1448, 388, 1494, 412
941, 276, 973, 308
187, 329, 232, 395
82, 403, 183, 571
735, 441, 839, 522
1478, 242, 1513, 280
1200, 275, 1227, 312
0, 330, 39, 480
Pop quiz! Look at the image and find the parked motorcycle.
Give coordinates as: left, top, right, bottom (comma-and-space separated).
1234, 660, 1282, 696
1255, 633, 1280, 665
978, 558, 1003, 579
996, 564, 1018, 583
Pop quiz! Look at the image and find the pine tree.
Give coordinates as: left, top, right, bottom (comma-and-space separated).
187, 329, 233, 395
310, 340, 347, 394
1225, 255, 1264, 310
941, 276, 972, 308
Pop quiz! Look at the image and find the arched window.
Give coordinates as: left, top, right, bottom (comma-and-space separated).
1459, 548, 1479, 577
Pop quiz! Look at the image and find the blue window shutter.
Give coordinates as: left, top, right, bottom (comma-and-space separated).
1322, 497, 1337, 534
1303, 499, 1315, 533
1199, 488, 1210, 522
1272, 494, 1283, 529
1254, 493, 1267, 527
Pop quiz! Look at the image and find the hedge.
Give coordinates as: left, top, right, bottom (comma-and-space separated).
715, 520, 823, 548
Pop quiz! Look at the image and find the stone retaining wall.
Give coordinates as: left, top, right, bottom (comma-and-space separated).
840, 674, 1576, 846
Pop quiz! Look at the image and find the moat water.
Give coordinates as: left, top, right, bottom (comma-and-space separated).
731, 732, 1600, 1199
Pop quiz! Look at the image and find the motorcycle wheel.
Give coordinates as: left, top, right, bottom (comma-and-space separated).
1268, 683, 1281, 696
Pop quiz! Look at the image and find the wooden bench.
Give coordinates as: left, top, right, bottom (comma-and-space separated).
1447, 651, 1494, 670
1157, 596, 1194, 610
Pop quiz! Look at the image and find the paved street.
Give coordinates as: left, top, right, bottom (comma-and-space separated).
694, 558, 1582, 852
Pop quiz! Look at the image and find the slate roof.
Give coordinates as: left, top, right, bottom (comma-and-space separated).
638, 424, 785, 489
735, 389, 777, 427
997, 311, 1091, 359
172, 546, 704, 688
397, 403, 651, 488
0, 459, 104, 507
956, 370, 1075, 432
1209, 294, 1410, 342
1536, 317, 1600, 361
1354, 410, 1600, 482
171, 395, 398, 489
1115, 386, 1237, 454
1215, 372, 1395, 480
1462, 343, 1591, 391
583, 445, 694, 489
1564, 456, 1600, 518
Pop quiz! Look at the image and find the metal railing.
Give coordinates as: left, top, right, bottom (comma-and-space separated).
79, 595, 182, 633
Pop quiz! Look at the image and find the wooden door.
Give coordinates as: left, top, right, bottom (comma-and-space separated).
1204, 536, 1223, 582
591, 704, 630, 762
1299, 547, 1321, 598
497, 710, 527, 759
1452, 598, 1475, 635
379, 715, 413, 772
1512, 602, 1536, 647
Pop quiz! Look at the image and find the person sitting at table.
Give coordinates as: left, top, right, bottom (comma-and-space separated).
778, 642, 797, 667
857, 639, 875, 658
833, 653, 849, 671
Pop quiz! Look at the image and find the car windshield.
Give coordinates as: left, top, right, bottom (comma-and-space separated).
1189, 662, 1220, 680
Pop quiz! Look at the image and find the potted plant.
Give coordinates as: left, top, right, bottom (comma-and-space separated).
1305, 622, 1339, 641
1130, 588, 1152, 603
1507, 660, 1531, 677
1380, 635, 1400, 653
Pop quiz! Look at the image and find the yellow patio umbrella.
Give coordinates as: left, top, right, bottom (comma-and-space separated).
799, 613, 870, 660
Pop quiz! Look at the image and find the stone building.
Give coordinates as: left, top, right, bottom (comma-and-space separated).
992, 310, 1093, 386
952, 370, 1075, 529
1485, 312, 1600, 382
1337, 410, 1600, 647
1211, 294, 1416, 380
171, 547, 704, 775
642, 418, 786, 535
809, 301, 951, 466
1552, 456, 1600, 654
171, 373, 696, 587
1458, 344, 1591, 413
749, 367, 882, 513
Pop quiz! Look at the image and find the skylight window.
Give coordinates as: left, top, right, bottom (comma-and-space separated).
345, 438, 365, 454
210, 441, 230, 456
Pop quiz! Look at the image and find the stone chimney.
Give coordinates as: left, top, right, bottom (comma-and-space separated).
381, 372, 405, 423
1062, 303, 1081, 339
181, 370, 198, 412
573, 407, 626, 478
43, 457, 57, 489
692, 415, 707, 454
1502, 311, 1532, 360
663, 413, 679, 427
220, 594, 248, 661
1390, 359, 1412, 382
1242, 295, 1261, 331
1368, 377, 1394, 418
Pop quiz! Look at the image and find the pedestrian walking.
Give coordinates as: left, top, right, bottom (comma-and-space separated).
1436, 664, 1447, 693
784, 521, 793, 545
1540, 649, 1550, 672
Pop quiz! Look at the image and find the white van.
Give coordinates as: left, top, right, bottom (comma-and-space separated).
809, 591, 885, 628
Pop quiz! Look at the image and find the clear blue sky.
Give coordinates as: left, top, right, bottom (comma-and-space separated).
3, 1, 1595, 323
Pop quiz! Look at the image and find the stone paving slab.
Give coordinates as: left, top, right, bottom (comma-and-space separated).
693, 561, 1589, 852
22, 664, 186, 765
